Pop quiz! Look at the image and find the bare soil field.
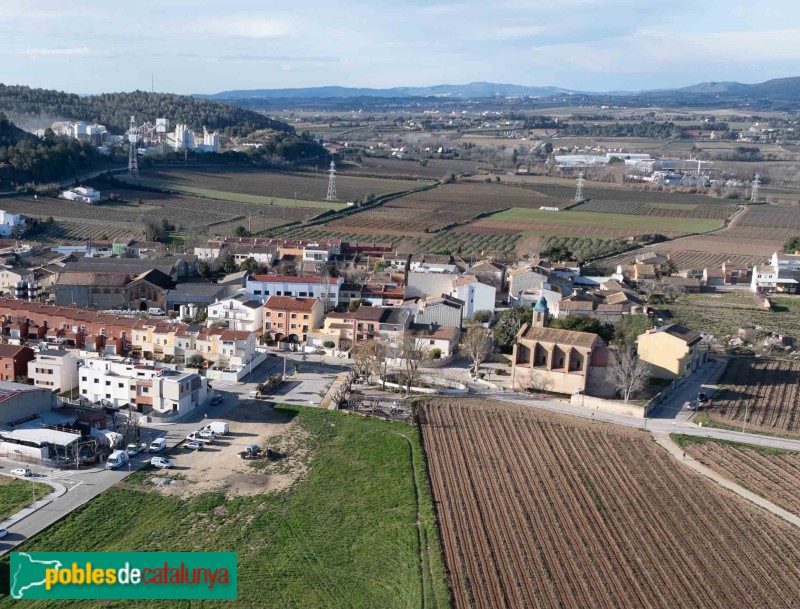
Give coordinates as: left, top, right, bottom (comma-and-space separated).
155, 400, 305, 499
138, 166, 415, 204
573, 198, 738, 220
419, 399, 800, 609
707, 358, 800, 434
680, 437, 800, 516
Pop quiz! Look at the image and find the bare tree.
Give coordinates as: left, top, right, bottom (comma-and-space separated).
607, 347, 651, 403
398, 332, 429, 394
363, 340, 389, 390
461, 326, 492, 379
352, 344, 374, 380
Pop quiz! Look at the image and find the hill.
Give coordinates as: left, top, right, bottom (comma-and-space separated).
199, 81, 576, 100
0, 112, 35, 148
0, 84, 292, 136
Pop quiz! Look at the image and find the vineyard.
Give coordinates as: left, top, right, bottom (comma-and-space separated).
677, 435, 800, 516
708, 358, 800, 433
572, 198, 738, 220
419, 399, 800, 609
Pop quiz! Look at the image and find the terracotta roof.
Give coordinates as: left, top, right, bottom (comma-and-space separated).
521, 325, 599, 349
249, 274, 339, 284
451, 275, 478, 287
0, 344, 32, 358
410, 323, 460, 341
264, 296, 319, 311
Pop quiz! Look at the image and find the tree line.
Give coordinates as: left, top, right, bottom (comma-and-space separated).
559, 121, 681, 139
0, 85, 292, 136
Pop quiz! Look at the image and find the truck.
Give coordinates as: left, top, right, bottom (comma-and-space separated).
149, 437, 167, 452
202, 421, 229, 436
106, 450, 130, 470
238, 444, 262, 460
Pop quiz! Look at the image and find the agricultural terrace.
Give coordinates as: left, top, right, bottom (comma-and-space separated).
482, 207, 723, 237
664, 293, 800, 342
419, 399, 800, 609
125, 167, 424, 209
706, 358, 800, 435
673, 435, 800, 517
0, 476, 50, 521
2, 406, 448, 609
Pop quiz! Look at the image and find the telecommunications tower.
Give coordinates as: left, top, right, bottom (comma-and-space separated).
574, 171, 584, 203
127, 115, 139, 180
326, 161, 337, 201
751, 174, 760, 203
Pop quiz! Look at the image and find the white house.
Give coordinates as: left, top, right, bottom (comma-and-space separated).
751, 252, 800, 293
450, 275, 496, 320
245, 274, 342, 307
28, 349, 79, 393
0, 210, 23, 237
206, 294, 264, 333
62, 186, 101, 204
78, 358, 208, 416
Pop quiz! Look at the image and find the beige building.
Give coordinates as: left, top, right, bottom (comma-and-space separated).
636, 324, 704, 379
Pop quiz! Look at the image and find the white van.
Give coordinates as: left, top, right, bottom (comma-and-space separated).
149, 437, 167, 453
106, 450, 130, 470
203, 421, 229, 436
148, 307, 165, 316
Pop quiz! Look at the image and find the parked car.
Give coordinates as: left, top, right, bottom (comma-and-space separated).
185, 441, 204, 451
150, 457, 173, 469
186, 432, 213, 444
697, 392, 709, 403
126, 443, 142, 457
198, 429, 216, 440
684, 400, 698, 411
10, 468, 31, 477
0, 528, 8, 539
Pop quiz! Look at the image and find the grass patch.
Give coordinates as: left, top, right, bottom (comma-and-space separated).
0, 406, 449, 609
120, 176, 346, 210
670, 433, 800, 456
485, 207, 723, 234
0, 477, 51, 520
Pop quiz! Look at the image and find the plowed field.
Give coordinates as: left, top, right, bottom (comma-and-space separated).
419, 399, 800, 609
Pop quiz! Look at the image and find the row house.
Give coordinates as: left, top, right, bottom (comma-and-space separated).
28, 349, 79, 393
361, 284, 405, 306
263, 296, 324, 342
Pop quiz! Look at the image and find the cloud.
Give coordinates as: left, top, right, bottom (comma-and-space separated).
186, 15, 294, 38
17, 47, 96, 58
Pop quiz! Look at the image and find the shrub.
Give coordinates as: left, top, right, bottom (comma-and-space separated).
323, 341, 336, 349
428, 348, 442, 360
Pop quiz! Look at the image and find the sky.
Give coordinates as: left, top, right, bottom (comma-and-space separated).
2, 0, 800, 94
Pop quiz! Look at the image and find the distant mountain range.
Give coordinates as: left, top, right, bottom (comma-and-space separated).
198, 76, 800, 102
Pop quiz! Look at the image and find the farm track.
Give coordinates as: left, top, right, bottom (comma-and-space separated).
420, 399, 800, 609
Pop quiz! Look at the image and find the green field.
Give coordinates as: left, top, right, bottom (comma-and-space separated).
485, 208, 723, 234
120, 176, 346, 210
2, 406, 449, 609
0, 476, 50, 521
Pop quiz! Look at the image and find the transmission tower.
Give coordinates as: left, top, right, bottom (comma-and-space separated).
326, 161, 337, 201
127, 115, 139, 180
751, 174, 760, 203
574, 171, 584, 203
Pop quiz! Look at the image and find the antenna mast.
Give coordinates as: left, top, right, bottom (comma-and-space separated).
127, 115, 139, 180
751, 174, 760, 203
326, 161, 337, 201
574, 171, 584, 203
